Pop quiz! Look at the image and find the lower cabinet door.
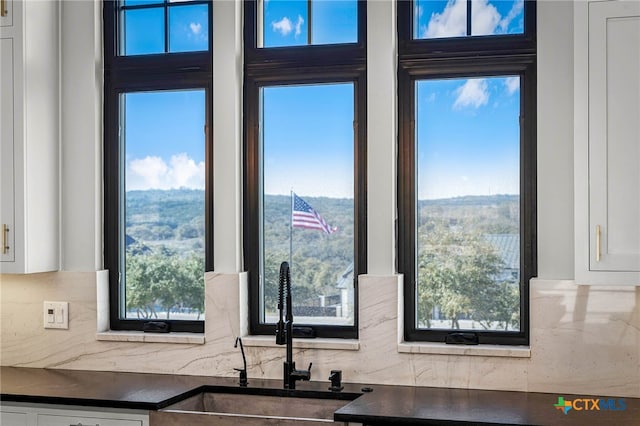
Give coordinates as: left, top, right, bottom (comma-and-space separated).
0, 411, 28, 426
37, 414, 142, 426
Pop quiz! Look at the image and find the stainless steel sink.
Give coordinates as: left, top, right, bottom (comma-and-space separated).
151, 388, 360, 425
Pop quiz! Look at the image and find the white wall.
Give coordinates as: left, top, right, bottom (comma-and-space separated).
536, 0, 575, 279
1, 0, 639, 398
59, 0, 103, 272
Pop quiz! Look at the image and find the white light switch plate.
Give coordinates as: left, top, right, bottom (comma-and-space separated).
44, 301, 69, 329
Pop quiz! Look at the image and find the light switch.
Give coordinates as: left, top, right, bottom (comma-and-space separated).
44, 301, 69, 329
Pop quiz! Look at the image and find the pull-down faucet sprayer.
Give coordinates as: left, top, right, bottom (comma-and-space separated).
276, 261, 312, 389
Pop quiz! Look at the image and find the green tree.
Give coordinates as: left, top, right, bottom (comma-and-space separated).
417, 220, 508, 329
125, 252, 204, 319
473, 280, 520, 331
125, 256, 158, 319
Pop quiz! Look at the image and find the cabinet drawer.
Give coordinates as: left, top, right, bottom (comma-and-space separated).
37, 414, 142, 426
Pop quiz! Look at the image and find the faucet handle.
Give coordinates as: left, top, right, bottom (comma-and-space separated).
290, 362, 312, 383
275, 321, 286, 345
329, 370, 343, 392
303, 362, 313, 381
234, 367, 248, 387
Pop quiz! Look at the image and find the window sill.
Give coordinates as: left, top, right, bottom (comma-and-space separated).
96, 331, 205, 344
241, 335, 360, 351
397, 342, 530, 358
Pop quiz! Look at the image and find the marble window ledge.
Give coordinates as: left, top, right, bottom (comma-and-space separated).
96, 331, 205, 344
241, 335, 360, 351
398, 342, 531, 358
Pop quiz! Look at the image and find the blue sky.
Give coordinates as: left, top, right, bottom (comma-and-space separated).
124, 90, 205, 191
123, 0, 523, 200
416, 76, 520, 199
262, 83, 354, 198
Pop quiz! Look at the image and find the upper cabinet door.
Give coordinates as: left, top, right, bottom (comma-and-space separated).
0, 0, 12, 28
589, 1, 640, 273
575, 0, 640, 285
0, 0, 58, 274
0, 38, 14, 264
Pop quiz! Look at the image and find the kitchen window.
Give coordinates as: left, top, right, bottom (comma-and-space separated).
397, 0, 537, 345
103, 0, 213, 332
243, 0, 366, 338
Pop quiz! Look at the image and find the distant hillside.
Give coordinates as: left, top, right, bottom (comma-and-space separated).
126, 189, 205, 256
419, 194, 518, 206
126, 189, 205, 227
124, 189, 519, 254
418, 194, 519, 234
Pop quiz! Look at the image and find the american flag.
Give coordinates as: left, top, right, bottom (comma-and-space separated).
292, 193, 336, 234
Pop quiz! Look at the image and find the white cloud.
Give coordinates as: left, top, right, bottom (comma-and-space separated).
453, 79, 489, 109
294, 15, 304, 37
505, 77, 519, 95
272, 16, 293, 36
499, 0, 524, 33
126, 154, 205, 191
471, 0, 500, 36
424, 0, 521, 38
271, 15, 304, 37
168, 153, 205, 189
128, 156, 168, 190
424, 0, 466, 38
190, 22, 202, 35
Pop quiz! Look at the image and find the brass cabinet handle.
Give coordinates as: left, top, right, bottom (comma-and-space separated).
1, 0, 7, 18
2, 224, 8, 254
595, 225, 601, 262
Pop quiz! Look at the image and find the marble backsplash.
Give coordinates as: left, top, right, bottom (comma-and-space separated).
1, 272, 638, 397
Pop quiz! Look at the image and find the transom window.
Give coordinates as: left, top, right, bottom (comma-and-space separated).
120, 0, 210, 55
414, 0, 525, 39
258, 0, 358, 47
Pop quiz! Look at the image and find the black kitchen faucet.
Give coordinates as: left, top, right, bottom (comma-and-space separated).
276, 261, 312, 389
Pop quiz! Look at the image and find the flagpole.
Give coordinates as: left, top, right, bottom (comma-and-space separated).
289, 189, 293, 270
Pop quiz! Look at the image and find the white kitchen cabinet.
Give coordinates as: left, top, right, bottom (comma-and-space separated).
37, 413, 143, 426
1, 36, 15, 264
574, 0, 640, 285
0, 0, 13, 27
1, 410, 28, 426
0, 0, 59, 273
0, 402, 149, 426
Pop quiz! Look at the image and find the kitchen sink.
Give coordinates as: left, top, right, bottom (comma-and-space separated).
150, 387, 360, 425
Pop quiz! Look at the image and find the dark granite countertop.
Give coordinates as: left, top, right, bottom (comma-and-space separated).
0, 367, 217, 410
1, 367, 639, 425
334, 385, 640, 425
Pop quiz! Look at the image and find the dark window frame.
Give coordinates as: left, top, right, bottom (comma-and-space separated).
103, 0, 214, 333
243, 0, 367, 339
397, 0, 537, 345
